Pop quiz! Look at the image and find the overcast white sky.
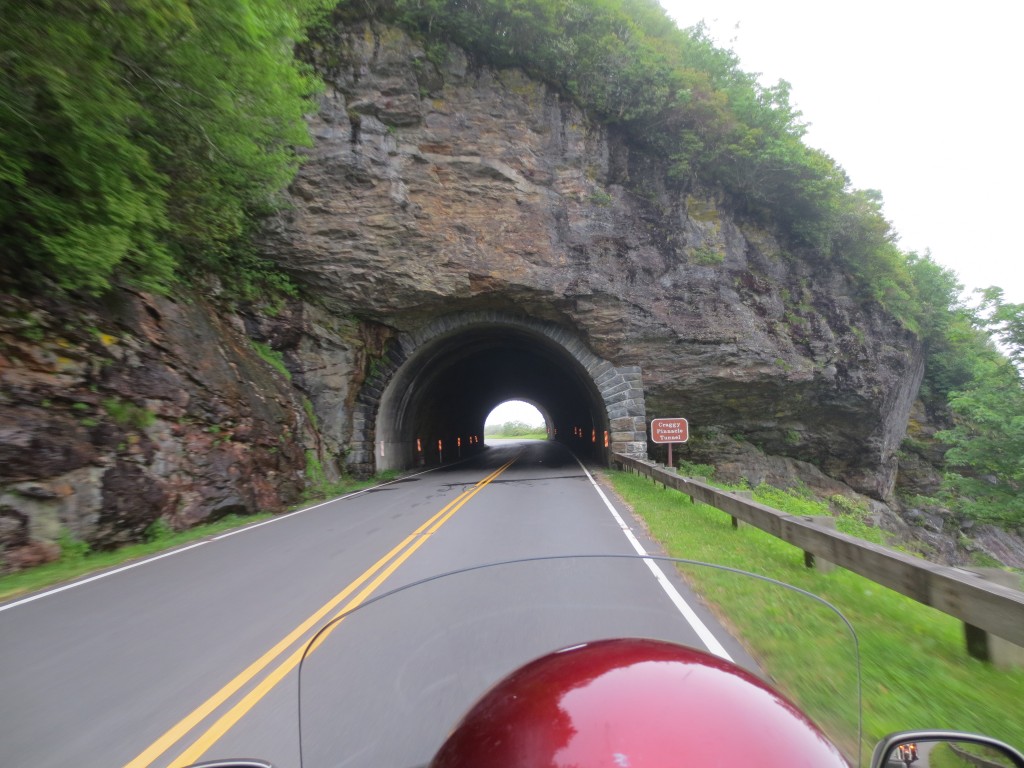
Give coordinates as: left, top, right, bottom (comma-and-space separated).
659, 0, 1023, 304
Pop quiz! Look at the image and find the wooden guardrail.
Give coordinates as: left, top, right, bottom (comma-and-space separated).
610, 453, 1024, 654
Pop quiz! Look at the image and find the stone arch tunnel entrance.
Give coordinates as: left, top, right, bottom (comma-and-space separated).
348, 313, 649, 472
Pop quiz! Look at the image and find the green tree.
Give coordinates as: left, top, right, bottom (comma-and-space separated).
920, 282, 1024, 528
938, 355, 1024, 528
1, 0, 325, 295
1, 1, 180, 292
976, 287, 1024, 369
485, 419, 544, 436
904, 252, 990, 407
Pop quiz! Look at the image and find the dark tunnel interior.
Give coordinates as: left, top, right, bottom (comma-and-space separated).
374, 325, 610, 470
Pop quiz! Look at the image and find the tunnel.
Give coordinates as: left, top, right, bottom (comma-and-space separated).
348, 313, 649, 472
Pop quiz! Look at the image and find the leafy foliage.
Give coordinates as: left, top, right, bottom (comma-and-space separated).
484, 419, 546, 437
896, 256, 1024, 529
976, 287, 1024, 369
938, 366, 1024, 527
102, 396, 156, 429
252, 340, 292, 380
933, 289, 1024, 528
1, 0, 326, 295
904, 253, 990, 407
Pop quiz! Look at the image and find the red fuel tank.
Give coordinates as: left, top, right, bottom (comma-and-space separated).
431, 637, 849, 768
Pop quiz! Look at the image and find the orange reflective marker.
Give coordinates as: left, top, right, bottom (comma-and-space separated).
417, 438, 422, 452
604, 430, 609, 448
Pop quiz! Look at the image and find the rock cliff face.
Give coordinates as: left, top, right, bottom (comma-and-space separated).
268, 20, 923, 499
0, 292, 317, 571
11, 18, 1006, 574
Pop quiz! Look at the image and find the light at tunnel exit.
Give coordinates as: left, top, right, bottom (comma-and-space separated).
485, 400, 545, 427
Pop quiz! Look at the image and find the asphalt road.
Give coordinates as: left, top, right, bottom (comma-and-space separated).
0, 440, 754, 768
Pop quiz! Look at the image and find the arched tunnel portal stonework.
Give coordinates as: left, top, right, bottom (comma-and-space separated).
347, 312, 647, 471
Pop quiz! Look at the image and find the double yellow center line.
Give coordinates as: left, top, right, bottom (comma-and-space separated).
126, 457, 516, 768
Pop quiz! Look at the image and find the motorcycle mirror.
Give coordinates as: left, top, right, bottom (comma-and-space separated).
872, 732, 1024, 768
183, 760, 277, 768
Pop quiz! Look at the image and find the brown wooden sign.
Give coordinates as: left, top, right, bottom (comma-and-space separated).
651, 418, 688, 444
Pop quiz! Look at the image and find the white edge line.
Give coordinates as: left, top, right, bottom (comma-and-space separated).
0, 467, 441, 613
576, 459, 733, 661
0, 541, 209, 613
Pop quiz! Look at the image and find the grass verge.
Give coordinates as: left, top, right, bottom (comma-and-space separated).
486, 433, 549, 441
605, 469, 1024, 764
304, 449, 404, 502
0, 472, 405, 603
0, 513, 271, 603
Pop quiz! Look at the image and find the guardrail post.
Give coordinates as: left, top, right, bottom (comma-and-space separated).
730, 490, 753, 528
679, 479, 696, 507
963, 568, 1024, 669
801, 516, 836, 572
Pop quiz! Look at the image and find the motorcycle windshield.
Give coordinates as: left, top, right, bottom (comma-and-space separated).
296, 555, 861, 768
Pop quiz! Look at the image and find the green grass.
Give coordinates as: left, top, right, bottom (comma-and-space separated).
102, 396, 156, 429
251, 340, 291, 380
0, 471, 405, 603
307, 469, 403, 499
0, 514, 272, 602
605, 469, 1024, 765
487, 432, 548, 440
303, 457, 402, 501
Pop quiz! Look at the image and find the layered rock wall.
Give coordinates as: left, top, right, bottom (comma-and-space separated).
0, 292, 323, 571
268, 20, 923, 499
